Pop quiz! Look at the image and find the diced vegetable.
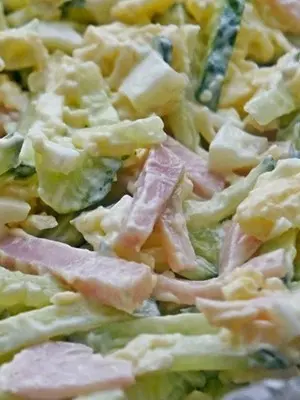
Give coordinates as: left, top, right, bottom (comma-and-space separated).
119, 50, 186, 116
35, 21, 83, 53
0, 20, 48, 70
33, 136, 121, 213
0, 197, 30, 226
245, 80, 297, 126
209, 123, 268, 174
0, 133, 23, 176
235, 159, 300, 241
72, 116, 166, 158
20, 214, 58, 237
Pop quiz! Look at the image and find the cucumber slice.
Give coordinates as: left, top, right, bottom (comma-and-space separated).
195, 0, 246, 111
0, 133, 23, 176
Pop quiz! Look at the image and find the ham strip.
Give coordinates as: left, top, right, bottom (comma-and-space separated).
0, 342, 134, 400
115, 145, 184, 252
153, 249, 288, 305
240, 249, 288, 279
219, 221, 262, 275
163, 136, 225, 198
153, 274, 224, 304
0, 230, 153, 313
158, 177, 198, 273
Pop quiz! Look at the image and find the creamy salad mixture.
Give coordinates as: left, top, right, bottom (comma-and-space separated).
0, 0, 300, 399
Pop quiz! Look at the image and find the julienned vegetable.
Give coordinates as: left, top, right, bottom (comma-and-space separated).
0, 294, 128, 358
1, 0, 300, 399
195, 0, 246, 110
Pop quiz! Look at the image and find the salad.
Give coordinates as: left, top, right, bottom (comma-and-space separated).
0, 0, 300, 398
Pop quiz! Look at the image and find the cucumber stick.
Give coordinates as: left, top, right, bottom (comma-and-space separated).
195, 0, 246, 111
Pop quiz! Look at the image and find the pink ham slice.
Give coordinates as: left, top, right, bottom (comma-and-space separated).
115, 145, 184, 252
219, 221, 262, 275
153, 274, 224, 305
153, 249, 288, 305
240, 249, 288, 279
163, 136, 225, 198
0, 341, 134, 400
158, 179, 198, 273
0, 230, 153, 313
